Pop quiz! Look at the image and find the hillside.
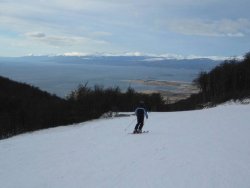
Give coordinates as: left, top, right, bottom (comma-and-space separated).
0, 76, 76, 138
1, 103, 250, 188
0, 75, 165, 138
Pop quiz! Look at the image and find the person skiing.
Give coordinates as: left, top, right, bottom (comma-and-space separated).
133, 101, 148, 134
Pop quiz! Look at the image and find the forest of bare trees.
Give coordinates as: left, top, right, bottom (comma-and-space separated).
166, 52, 250, 111
0, 77, 164, 139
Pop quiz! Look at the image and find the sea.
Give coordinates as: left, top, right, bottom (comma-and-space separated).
0, 56, 222, 98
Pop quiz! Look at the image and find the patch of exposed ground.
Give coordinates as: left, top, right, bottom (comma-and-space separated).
124, 79, 199, 103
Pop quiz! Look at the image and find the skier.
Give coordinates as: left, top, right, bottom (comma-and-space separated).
133, 101, 148, 134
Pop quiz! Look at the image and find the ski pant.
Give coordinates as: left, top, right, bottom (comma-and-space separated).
134, 116, 144, 130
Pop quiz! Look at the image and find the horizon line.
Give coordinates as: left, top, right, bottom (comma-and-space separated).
0, 51, 244, 61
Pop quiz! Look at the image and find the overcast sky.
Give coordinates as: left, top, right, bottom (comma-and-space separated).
0, 0, 250, 57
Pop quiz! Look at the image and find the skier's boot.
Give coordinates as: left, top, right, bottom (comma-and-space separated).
138, 129, 142, 134
133, 129, 138, 134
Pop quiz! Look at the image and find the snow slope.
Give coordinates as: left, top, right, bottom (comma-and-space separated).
1, 104, 250, 188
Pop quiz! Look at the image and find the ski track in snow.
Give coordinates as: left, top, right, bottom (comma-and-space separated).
1, 104, 250, 188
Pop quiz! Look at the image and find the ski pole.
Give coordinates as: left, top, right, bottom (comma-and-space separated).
124, 118, 136, 132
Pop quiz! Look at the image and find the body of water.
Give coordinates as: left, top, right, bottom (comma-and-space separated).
0, 56, 221, 97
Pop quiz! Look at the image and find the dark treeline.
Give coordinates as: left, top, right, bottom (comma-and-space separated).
0, 76, 73, 139
194, 53, 250, 102
67, 84, 164, 118
165, 52, 250, 111
0, 77, 164, 139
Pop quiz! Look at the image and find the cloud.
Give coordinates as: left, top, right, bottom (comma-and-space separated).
63, 52, 91, 56
166, 18, 250, 37
123, 52, 143, 56
145, 53, 231, 61
24, 31, 109, 47
25, 32, 46, 38
1, 0, 250, 57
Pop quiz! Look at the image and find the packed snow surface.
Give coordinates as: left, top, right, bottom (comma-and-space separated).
1, 104, 250, 188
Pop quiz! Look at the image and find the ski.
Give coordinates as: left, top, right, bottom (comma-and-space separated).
129, 131, 149, 134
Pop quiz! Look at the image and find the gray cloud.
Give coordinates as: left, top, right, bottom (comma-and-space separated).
25, 32, 46, 38
24, 32, 109, 47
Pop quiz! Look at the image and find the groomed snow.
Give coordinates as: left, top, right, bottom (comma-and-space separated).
1, 103, 250, 188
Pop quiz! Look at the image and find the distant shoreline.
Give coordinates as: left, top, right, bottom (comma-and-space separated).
123, 79, 199, 103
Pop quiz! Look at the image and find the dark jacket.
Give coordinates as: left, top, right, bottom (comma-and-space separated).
135, 107, 148, 119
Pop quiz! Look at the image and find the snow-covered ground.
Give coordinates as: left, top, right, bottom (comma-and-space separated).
1, 103, 250, 188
